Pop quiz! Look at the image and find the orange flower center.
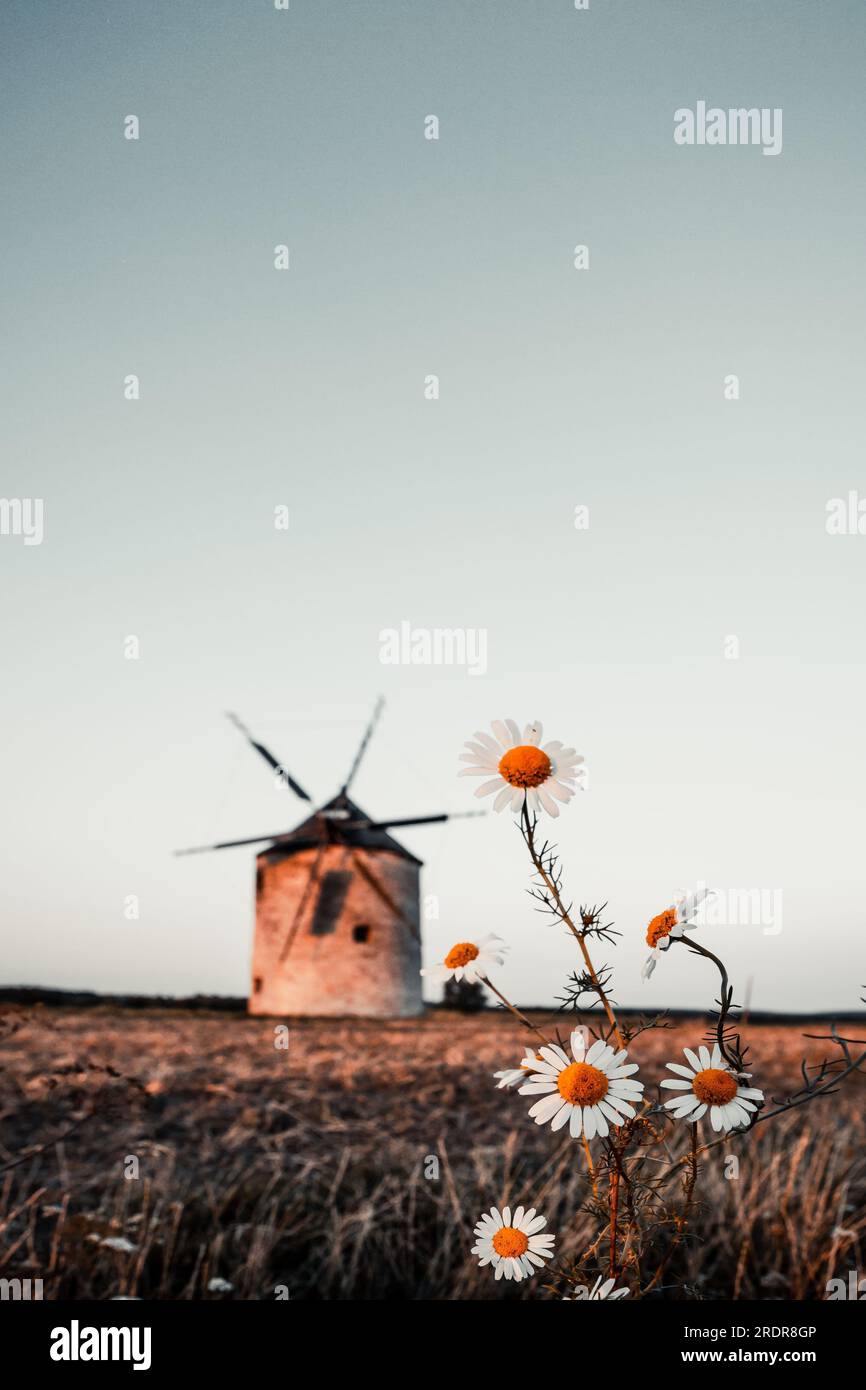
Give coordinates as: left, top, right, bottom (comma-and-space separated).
646, 908, 678, 948
492, 1226, 529, 1259
444, 941, 479, 969
557, 1061, 609, 1107
692, 1068, 738, 1105
498, 745, 552, 789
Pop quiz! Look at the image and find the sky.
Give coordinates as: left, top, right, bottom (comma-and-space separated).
1, 0, 865, 1013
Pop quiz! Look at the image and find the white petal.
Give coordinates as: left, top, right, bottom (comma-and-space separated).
539, 1046, 567, 1070
457, 752, 494, 767
462, 739, 496, 759
669, 1092, 700, 1113
529, 1093, 567, 1125
547, 780, 573, 802
522, 1060, 560, 1078
420, 963, 450, 982
604, 1094, 636, 1119
592, 1107, 609, 1139
491, 720, 514, 748
609, 1083, 644, 1099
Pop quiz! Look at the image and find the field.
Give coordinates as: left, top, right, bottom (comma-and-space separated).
1, 1004, 865, 1300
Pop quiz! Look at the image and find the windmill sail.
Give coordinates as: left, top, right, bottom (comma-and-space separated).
226, 711, 313, 801
340, 696, 385, 795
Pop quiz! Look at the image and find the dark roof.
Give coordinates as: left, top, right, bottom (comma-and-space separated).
256, 792, 423, 867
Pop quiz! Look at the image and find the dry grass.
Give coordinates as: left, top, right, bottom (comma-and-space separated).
1, 1005, 865, 1300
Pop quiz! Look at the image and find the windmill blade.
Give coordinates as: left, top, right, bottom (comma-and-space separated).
349, 850, 420, 940
340, 696, 385, 796
174, 830, 298, 856
226, 711, 313, 802
278, 841, 330, 963
345, 810, 487, 832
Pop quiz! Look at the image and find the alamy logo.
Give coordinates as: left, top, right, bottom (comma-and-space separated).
50, 1320, 152, 1371
697, 881, 783, 937
0, 497, 44, 545
826, 491, 866, 535
825, 1271, 866, 1300
379, 620, 487, 676
674, 102, 782, 157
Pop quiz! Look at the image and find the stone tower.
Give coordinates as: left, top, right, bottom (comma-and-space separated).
249, 793, 423, 1017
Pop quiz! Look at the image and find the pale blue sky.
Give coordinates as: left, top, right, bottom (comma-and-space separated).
2, 0, 865, 1011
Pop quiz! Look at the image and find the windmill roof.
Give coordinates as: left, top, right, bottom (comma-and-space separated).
256, 792, 423, 866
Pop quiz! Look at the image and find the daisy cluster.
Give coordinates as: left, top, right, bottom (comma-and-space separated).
442, 719, 767, 1296
476, 1028, 763, 1287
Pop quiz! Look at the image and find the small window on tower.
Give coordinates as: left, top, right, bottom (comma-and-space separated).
253, 976, 263, 993
352, 924, 371, 944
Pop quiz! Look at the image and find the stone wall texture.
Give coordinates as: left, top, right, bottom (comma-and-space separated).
249, 844, 423, 1017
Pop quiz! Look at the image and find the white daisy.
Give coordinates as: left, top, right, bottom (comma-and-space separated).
564, 1275, 630, 1301
518, 1029, 644, 1140
642, 886, 715, 980
471, 1205, 555, 1282
458, 719, 585, 818
420, 933, 507, 985
660, 1044, 764, 1132
494, 1048, 545, 1090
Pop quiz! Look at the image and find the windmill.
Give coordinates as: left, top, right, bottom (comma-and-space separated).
176, 700, 481, 1017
